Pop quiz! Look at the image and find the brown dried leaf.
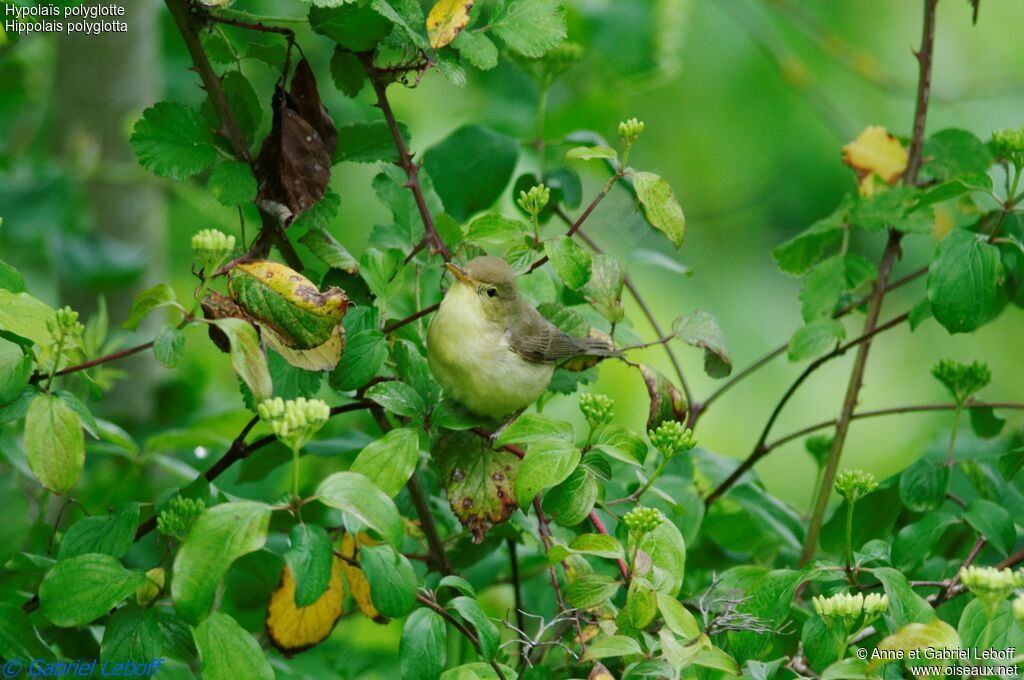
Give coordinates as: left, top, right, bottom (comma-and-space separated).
639, 364, 688, 431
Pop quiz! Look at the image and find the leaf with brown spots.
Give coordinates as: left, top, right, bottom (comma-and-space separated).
432, 431, 520, 543
254, 59, 337, 222
639, 364, 687, 431
427, 0, 474, 49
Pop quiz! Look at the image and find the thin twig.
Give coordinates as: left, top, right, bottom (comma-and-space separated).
416, 591, 508, 680
408, 473, 453, 575
32, 340, 154, 383
508, 538, 528, 661
528, 173, 622, 272
382, 303, 440, 334
533, 497, 587, 654
589, 510, 630, 580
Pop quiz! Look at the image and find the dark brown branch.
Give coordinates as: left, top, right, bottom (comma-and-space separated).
416, 592, 508, 680
408, 473, 453, 575
533, 497, 587, 654
705, 312, 909, 506
589, 510, 629, 580
799, 0, 939, 564
528, 173, 622, 273
362, 55, 452, 262
508, 538, 527, 661
382, 303, 440, 334
31, 340, 155, 383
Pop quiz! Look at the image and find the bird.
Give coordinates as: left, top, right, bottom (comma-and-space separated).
426, 256, 620, 422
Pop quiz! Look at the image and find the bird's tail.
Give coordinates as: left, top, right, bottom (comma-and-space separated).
577, 333, 623, 358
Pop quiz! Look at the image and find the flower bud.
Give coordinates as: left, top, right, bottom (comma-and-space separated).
579, 393, 614, 429
834, 469, 877, 504
648, 420, 697, 459
517, 184, 551, 218
617, 118, 646, 145
863, 593, 889, 619
991, 127, 1024, 166
47, 306, 84, 342
931, 358, 990, 405
804, 434, 833, 468
960, 566, 1016, 609
156, 496, 206, 541
259, 397, 330, 452
622, 506, 663, 535
191, 228, 236, 272
813, 591, 864, 625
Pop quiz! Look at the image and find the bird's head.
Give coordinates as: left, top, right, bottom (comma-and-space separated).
445, 256, 519, 322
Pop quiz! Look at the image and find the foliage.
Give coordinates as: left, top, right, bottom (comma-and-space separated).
1, 1, 1024, 679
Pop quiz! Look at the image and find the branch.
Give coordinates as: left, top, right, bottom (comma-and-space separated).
799, 0, 939, 565
415, 592, 508, 680
589, 510, 629, 580
382, 302, 440, 334
31, 340, 155, 383
407, 473, 453, 575
362, 55, 452, 262
508, 538, 528, 661
528, 172, 622, 272
704, 311, 909, 506
533, 497, 587, 654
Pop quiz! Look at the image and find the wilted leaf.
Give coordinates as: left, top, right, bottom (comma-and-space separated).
432, 431, 520, 542
339, 532, 386, 623
842, 126, 908, 192
209, 318, 273, 403
639, 364, 687, 431
266, 559, 344, 655
427, 0, 474, 49
673, 310, 732, 378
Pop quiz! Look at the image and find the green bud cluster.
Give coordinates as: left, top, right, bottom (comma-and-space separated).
960, 566, 1017, 609
805, 434, 834, 468
517, 184, 551, 219
991, 128, 1024, 166
648, 420, 697, 458
258, 397, 330, 452
862, 593, 889, 619
622, 506, 663, 535
834, 469, 877, 504
617, 118, 646, 145
191, 228, 236, 272
813, 592, 861, 624
579, 393, 614, 428
156, 496, 206, 541
931, 358, 990, 405
47, 306, 84, 342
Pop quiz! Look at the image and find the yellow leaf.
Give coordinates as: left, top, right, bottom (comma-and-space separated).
427, 0, 474, 49
339, 532, 387, 623
589, 662, 615, 680
842, 126, 908, 187
266, 559, 345, 655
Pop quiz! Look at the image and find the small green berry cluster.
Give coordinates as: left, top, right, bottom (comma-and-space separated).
191, 228, 236, 272
834, 469, 877, 504
579, 393, 614, 429
813, 591, 888, 627
622, 506, 663, 536
258, 397, 331, 452
156, 496, 206, 541
47, 306, 84, 344
517, 184, 551, 220
617, 118, 646, 146
991, 127, 1024, 167
960, 566, 1018, 611
931, 358, 990, 405
648, 420, 697, 458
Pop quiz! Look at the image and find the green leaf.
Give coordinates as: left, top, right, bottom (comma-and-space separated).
334, 121, 411, 164
39, 553, 147, 627
969, 406, 1005, 439
372, 0, 429, 51
515, 439, 581, 507
923, 128, 993, 181
291, 189, 342, 232
309, 3, 394, 52
438, 575, 476, 598
657, 593, 700, 639
544, 236, 593, 289
361, 544, 417, 618
868, 619, 958, 672
130, 102, 216, 180
432, 431, 520, 542
330, 329, 388, 391
772, 201, 848, 275
565, 145, 618, 162
928, 230, 1003, 334
171, 501, 271, 624
490, 0, 566, 57
694, 647, 740, 676
495, 413, 574, 447
25, 394, 85, 494
366, 382, 426, 420
592, 424, 647, 465
449, 596, 500, 659
300, 227, 359, 274
153, 323, 185, 368
101, 605, 161, 666
583, 253, 624, 323
820, 658, 868, 680
958, 598, 1024, 653
898, 459, 950, 512
891, 512, 957, 571
192, 612, 274, 680
59, 503, 140, 561
638, 519, 687, 596
0, 258, 26, 293
0, 337, 32, 405
673, 309, 732, 378
466, 214, 531, 246
423, 125, 519, 221
543, 467, 598, 526
566, 574, 619, 609
351, 427, 420, 497
207, 160, 257, 207
210, 318, 272, 403
633, 171, 686, 249
453, 30, 498, 70
0, 603, 56, 662
123, 283, 175, 332
400, 608, 447, 680
871, 567, 935, 627
964, 498, 1014, 555
852, 187, 932, 233
0, 289, 57, 346
800, 256, 845, 322
621, 577, 658, 629
788, 319, 844, 361
284, 523, 333, 608
560, 533, 625, 561
329, 47, 366, 97
582, 635, 642, 661
214, 71, 262, 142
316, 471, 404, 546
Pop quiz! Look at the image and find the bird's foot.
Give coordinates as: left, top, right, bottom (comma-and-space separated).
488, 410, 525, 448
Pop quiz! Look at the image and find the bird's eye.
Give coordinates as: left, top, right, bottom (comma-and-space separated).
486, 288, 497, 298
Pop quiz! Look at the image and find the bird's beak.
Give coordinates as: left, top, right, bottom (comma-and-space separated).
445, 262, 473, 286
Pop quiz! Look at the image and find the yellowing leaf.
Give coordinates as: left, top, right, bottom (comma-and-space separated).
263, 325, 346, 371
339, 532, 387, 623
427, 0, 474, 49
842, 126, 908, 193
266, 560, 344, 655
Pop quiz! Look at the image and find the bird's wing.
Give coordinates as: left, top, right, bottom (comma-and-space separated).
507, 305, 619, 363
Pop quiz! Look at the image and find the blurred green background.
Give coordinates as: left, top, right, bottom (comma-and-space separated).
1, 0, 1022, 673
